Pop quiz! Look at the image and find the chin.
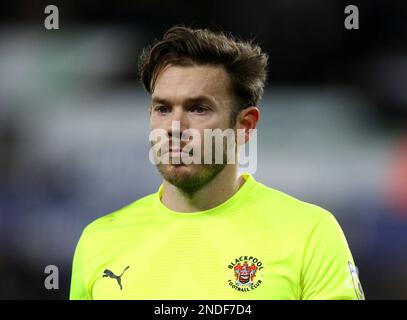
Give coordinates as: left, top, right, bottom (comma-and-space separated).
159, 163, 197, 181
157, 163, 226, 193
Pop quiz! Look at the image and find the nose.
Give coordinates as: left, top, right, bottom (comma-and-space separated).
167, 107, 189, 138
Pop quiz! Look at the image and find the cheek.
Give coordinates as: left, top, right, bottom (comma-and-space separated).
150, 115, 166, 129
190, 113, 230, 130
187, 117, 231, 141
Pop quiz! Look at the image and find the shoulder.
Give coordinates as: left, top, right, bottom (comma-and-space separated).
249, 180, 344, 243
80, 192, 157, 240
253, 180, 334, 225
252, 180, 350, 259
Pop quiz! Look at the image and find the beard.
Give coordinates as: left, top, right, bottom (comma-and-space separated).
152, 131, 235, 195
156, 162, 226, 195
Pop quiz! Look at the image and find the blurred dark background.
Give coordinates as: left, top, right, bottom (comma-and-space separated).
0, 0, 407, 299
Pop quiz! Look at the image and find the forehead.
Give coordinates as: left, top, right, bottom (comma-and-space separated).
152, 64, 233, 103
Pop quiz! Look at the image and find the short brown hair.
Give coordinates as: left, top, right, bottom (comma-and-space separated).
138, 26, 269, 120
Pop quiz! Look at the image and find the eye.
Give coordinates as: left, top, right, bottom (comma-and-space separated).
154, 105, 170, 114
189, 105, 209, 114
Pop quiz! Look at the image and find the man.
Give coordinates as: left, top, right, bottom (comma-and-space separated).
70, 26, 365, 300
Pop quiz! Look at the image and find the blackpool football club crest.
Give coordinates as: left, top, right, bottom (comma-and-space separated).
227, 256, 264, 292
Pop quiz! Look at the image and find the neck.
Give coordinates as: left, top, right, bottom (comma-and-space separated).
161, 165, 244, 212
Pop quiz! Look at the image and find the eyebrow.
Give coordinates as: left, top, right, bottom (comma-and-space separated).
151, 95, 217, 106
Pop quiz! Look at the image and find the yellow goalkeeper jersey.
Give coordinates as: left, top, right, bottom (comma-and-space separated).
69, 173, 364, 300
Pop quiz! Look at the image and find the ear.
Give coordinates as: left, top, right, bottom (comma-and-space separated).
235, 106, 260, 145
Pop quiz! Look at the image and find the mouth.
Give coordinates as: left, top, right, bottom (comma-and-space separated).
167, 147, 194, 156
167, 148, 184, 156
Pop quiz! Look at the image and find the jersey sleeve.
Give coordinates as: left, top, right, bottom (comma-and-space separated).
69, 231, 92, 300
300, 213, 365, 300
